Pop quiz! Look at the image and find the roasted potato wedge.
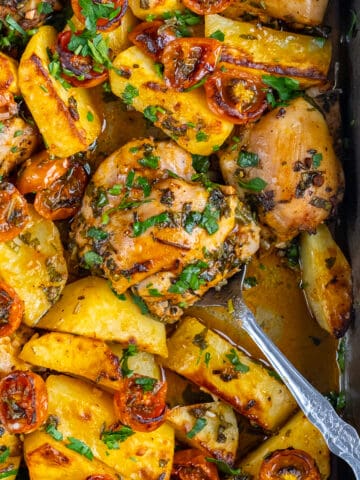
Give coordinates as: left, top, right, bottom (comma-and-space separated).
300, 224, 352, 337
0, 326, 34, 375
239, 411, 330, 479
41, 374, 174, 479
167, 401, 238, 465
220, 97, 344, 243
162, 317, 297, 431
20, 332, 161, 390
0, 52, 19, 95
19, 26, 101, 158
205, 15, 331, 86
110, 46, 233, 155
223, 0, 329, 26
0, 206, 67, 326
24, 432, 119, 480
35, 276, 167, 357
128, 0, 184, 20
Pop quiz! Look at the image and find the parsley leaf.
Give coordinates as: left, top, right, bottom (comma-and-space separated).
237, 151, 259, 168
0, 447, 10, 464
138, 154, 159, 169
101, 425, 134, 449
192, 154, 210, 173
0, 469, 19, 479
205, 458, 243, 475
134, 376, 157, 392
133, 212, 170, 236
86, 227, 109, 241
143, 105, 165, 123
130, 293, 150, 315
37, 2, 54, 14
209, 29, 224, 41
122, 84, 139, 105
168, 261, 208, 294
119, 344, 138, 377
66, 437, 93, 460
225, 348, 250, 373
83, 250, 103, 268
262, 75, 301, 107
186, 417, 207, 438
45, 422, 63, 441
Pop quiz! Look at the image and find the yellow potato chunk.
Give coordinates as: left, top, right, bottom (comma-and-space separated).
110, 46, 233, 155
167, 401, 238, 464
128, 0, 183, 20
41, 375, 174, 479
162, 317, 297, 431
300, 224, 352, 338
24, 432, 119, 480
0, 52, 19, 95
0, 206, 68, 326
239, 411, 330, 479
205, 15, 332, 86
35, 276, 168, 357
19, 26, 101, 157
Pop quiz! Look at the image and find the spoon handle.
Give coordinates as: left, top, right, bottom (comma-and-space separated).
233, 297, 360, 479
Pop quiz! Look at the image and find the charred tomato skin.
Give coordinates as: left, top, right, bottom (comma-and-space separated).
71, 0, 128, 32
172, 449, 220, 480
0, 281, 24, 338
128, 20, 177, 62
258, 448, 322, 480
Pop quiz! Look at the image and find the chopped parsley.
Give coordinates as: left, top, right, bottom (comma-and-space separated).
209, 29, 224, 41
337, 339, 346, 373
243, 276, 258, 289
162, 9, 201, 37
134, 376, 157, 392
13, 130, 23, 138
312, 152, 323, 168
237, 151, 259, 168
86, 227, 109, 241
192, 154, 210, 173
238, 177, 267, 192
37, 2, 54, 14
262, 75, 301, 107
83, 250, 103, 268
133, 212, 170, 236
147, 287, 162, 297
78, 0, 121, 32
205, 458, 243, 475
168, 261, 208, 294
130, 293, 150, 315
101, 425, 134, 449
65, 437, 93, 460
0, 123, 4, 133
119, 344, 138, 377
0, 469, 19, 479
186, 417, 207, 438
0, 447, 10, 464
122, 84, 139, 105
143, 105, 166, 123
45, 420, 63, 441
326, 391, 346, 412
225, 348, 250, 373
87, 111, 94, 122
195, 131, 209, 142
204, 351, 211, 367
138, 154, 159, 169
135, 177, 151, 197
108, 184, 122, 195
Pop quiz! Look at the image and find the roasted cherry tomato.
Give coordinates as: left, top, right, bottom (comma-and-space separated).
259, 448, 321, 480
162, 38, 222, 91
113, 374, 167, 432
33, 162, 88, 221
17, 150, 70, 195
0, 281, 24, 338
0, 370, 48, 434
56, 31, 108, 88
71, 0, 127, 32
172, 449, 220, 480
204, 69, 268, 124
181, 0, 232, 15
0, 182, 29, 242
128, 20, 177, 62
0, 90, 18, 120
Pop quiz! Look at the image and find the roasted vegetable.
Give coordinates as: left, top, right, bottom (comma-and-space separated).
128, 0, 183, 20
35, 276, 168, 357
109, 47, 234, 155
205, 15, 332, 86
258, 448, 321, 480
239, 411, 330, 479
167, 401, 238, 464
0, 206, 68, 326
0, 53, 19, 95
223, 0, 329, 26
220, 97, 344, 243
18, 26, 102, 157
163, 317, 297, 431
300, 224, 352, 337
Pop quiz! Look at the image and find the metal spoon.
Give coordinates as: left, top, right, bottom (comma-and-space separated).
196, 265, 360, 479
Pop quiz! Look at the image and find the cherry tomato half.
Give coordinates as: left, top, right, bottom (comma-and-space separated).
204, 69, 268, 124
33, 162, 88, 221
162, 38, 222, 92
56, 31, 108, 88
0, 370, 48, 434
128, 21, 177, 62
0, 281, 24, 338
0, 90, 18, 120
172, 449, 220, 480
0, 182, 29, 242
181, 0, 232, 15
17, 150, 70, 195
71, 0, 127, 32
258, 448, 321, 480
113, 374, 167, 432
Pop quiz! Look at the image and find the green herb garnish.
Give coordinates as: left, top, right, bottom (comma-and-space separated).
225, 348, 250, 373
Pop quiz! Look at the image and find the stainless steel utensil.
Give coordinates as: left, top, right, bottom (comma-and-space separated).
196, 265, 360, 478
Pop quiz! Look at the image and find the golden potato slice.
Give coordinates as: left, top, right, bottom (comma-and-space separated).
240, 411, 330, 479
205, 15, 331, 86
35, 276, 167, 357
162, 317, 297, 431
223, 0, 329, 26
42, 375, 174, 479
24, 431, 119, 480
0, 52, 19, 95
0, 206, 67, 326
167, 402, 238, 465
128, 0, 183, 20
19, 26, 101, 157
300, 224, 352, 337
220, 97, 344, 243
110, 46, 233, 155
